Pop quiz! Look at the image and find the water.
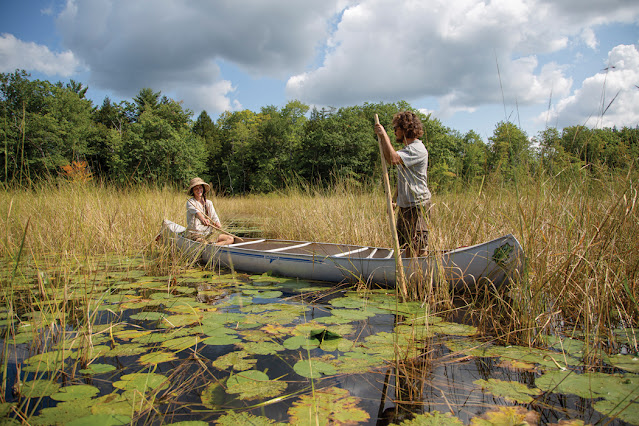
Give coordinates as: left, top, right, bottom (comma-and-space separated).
0, 257, 636, 425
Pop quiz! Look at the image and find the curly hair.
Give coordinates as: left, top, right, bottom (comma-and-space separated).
392, 111, 424, 139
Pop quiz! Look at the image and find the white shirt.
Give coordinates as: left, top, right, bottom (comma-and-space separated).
186, 198, 220, 236
396, 140, 431, 208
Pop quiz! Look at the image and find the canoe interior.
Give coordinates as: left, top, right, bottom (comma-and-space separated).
230, 238, 394, 259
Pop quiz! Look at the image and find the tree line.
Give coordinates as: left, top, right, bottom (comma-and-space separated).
1, 70, 637, 194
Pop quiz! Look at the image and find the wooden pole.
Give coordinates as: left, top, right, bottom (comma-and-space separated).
375, 114, 408, 300
188, 200, 243, 242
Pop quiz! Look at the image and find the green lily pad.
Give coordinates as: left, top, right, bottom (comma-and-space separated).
79, 363, 116, 375
242, 289, 283, 299
201, 311, 246, 325
394, 411, 464, 425
18, 379, 61, 398
239, 341, 285, 355
161, 313, 202, 328
23, 350, 70, 372
104, 343, 147, 358
593, 398, 639, 424
473, 378, 541, 403
139, 351, 178, 365
288, 387, 369, 425
66, 413, 131, 426
51, 384, 100, 401
226, 370, 287, 400
609, 354, 639, 373
112, 372, 170, 393
113, 329, 152, 341
202, 334, 242, 346
293, 359, 337, 378
215, 411, 285, 425
212, 350, 257, 371
129, 311, 165, 321
283, 335, 320, 350
161, 335, 203, 352
536, 369, 639, 404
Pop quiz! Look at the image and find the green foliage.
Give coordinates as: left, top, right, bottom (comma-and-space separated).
1, 70, 636, 191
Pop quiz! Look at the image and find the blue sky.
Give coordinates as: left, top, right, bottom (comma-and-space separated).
1, 0, 638, 141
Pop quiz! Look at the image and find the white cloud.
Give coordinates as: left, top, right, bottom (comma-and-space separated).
175, 79, 242, 115
286, 0, 639, 121
541, 44, 639, 129
55, 0, 348, 114
0, 33, 82, 76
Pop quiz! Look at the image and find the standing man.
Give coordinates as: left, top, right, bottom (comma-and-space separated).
374, 111, 431, 257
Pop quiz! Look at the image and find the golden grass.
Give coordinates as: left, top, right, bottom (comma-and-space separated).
1, 171, 637, 352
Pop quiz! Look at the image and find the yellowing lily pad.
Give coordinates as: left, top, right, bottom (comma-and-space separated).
212, 350, 257, 371
470, 405, 539, 425
288, 387, 369, 425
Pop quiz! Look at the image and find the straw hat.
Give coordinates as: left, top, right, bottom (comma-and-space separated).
187, 177, 210, 195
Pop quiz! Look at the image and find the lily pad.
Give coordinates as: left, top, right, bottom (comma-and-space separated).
215, 411, 285, 425
66, 413, 131, 425
609, 354, 639, 373
470, 405, 540, 425
161, 313, 202, 328
288, 387, 369, 425
212, 350, 257, 371
139, 351, 178, 365
104, 343, 147, 358
536, 370, 639, 404
51, 384, 100, 401
112, 372, 170, 393
283, 335, 320, 350
23, 350, 70, 372
225, 370, 287, 400
161, 335, 203, 352
129, 311, 165, 321
593, 398, 639, 424
293, 359, 337, 378
474, 378, 541, 403
79, 363, 117, 375
238, 341, 285, 355
18, 379, 61, 398
394, 411, 464, 425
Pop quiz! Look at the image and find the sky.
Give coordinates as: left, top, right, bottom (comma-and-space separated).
1, 0, 638, 141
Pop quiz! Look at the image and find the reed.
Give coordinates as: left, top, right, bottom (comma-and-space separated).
1, 169, 637, 358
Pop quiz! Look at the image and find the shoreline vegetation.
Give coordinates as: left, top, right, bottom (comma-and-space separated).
1, 171, 637, 353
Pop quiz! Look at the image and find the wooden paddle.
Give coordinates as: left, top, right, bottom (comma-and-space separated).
188, 199, 243, 242
375, 114, 408, 300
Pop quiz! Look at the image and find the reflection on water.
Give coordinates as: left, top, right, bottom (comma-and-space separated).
0, 258, 636, 425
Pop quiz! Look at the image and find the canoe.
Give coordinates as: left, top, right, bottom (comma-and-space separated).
158, 219, 524, 289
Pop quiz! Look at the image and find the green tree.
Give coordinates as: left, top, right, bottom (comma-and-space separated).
487, 121, 531, 181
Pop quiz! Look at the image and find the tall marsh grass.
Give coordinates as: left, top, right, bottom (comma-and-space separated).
1, 171, 637, 357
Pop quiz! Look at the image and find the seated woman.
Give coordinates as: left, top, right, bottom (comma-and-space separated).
185, 177, 234, 245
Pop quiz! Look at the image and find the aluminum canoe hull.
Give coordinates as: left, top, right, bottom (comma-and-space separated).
159, 219, 524, 289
